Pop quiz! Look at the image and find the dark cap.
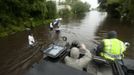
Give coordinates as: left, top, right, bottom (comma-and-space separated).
107, 31, 117, 39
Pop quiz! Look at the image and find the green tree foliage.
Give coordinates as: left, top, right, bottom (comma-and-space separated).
98, 0, 107, 10
127, 0, 134, 20
71, 1, 90, 15
99, 0, 134, 20
59, 0, 90, 19
0, 0, 57, 37
65, 0, 80, 5
45, 1, 57, 19
0, 0, 47, 27
107, 0, 121, 4
59, 8, 72, 18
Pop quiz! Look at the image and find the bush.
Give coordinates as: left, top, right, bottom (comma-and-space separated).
99, 0, 134, 20
0, 0, 58, 37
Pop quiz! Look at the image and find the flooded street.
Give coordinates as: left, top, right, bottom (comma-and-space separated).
0, 26, 53, 75
0, 10, 134, 75
60, 10, 134, 59
60, 11, 107, 50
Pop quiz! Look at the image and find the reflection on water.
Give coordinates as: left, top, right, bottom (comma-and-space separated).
60, 11, 107, 50
0, 26, 55, 75
96, 17, 134, 59
60, 10, 134, 59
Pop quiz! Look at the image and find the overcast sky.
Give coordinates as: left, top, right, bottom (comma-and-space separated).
81, 0, 99, 8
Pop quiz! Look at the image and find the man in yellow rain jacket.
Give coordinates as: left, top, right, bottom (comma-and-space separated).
97, 31, 126, 61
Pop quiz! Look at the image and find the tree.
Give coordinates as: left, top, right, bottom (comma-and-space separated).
0, 0, 47, 27
0, 0, 58, 37
59, 8, 72, 18
71, 1, 90, 15
98, 0, 134, 23
66, 0, 80, 4
45, 1, 57, 19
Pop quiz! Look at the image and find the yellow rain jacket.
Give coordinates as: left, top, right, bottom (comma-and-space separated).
101, 38, 126, 61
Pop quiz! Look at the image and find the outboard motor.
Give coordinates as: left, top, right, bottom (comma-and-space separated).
70, 40, 80, 49
111, 60, 125, 75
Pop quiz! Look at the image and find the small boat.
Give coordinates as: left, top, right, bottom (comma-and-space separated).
43, 39, 134, 75
24, 38, 134, 75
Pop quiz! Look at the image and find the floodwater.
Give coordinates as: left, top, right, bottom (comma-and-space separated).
0, 10, 134, 75
60, 10, 134, 59
0, 26, 55, 75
